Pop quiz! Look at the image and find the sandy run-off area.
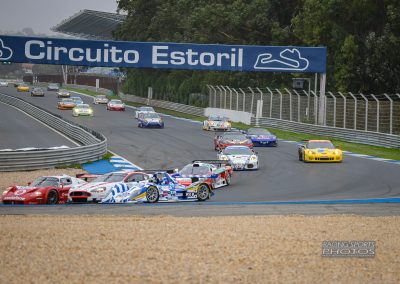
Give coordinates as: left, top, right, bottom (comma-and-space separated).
0, 215, 399, 283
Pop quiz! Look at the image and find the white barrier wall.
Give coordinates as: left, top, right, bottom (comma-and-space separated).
204, 108, 253, 125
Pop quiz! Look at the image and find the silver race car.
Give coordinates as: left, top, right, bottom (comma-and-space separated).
218, 145, 259, 170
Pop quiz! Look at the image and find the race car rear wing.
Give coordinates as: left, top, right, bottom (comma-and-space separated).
75, 173, 101, 182
192, 160, 231, 167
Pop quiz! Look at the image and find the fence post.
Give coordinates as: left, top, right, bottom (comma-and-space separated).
370, 94, 379, 133
383, 93, 393, 134
302, 90, 310, 122
293, 90, 301, 122
206, 85, 212, 107
216, 85, 223, 108
233, 88, 240, 111
276, 89, 283, 120
248, 87, 255, 116
359, 93, 368, 131
267, 87, 273, 118
337, 92, 346, 129
285, 88, 293, 121
220, 86, 227, 109
210, 85, 217, 108
256, 88, 264, 117
348, 92, 357, 130
327, 92, 337, 127
239, 88, 246, 112
226, 86, 233, 110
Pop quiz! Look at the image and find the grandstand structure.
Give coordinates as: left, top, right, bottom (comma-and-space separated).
52, 9, 126, 40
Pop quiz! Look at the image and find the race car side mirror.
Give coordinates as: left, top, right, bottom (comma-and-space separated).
174, 168, 179, 173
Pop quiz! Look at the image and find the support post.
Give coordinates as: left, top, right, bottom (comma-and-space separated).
318, 73, 327, 125
303, 90, 310, 122
220, 86, 227, 109
359, 93, 368, 131
327, 92, 337, 127
276, 89, 283, 120
233, 88, 240, 111
239, 88, 246, 112
206, 85, 212, 107
337, 92, 347, 129
370, 94, 379, 133
248, 87, 255, 115
285, 88, 293, 121
267, 87, 273, 118
215, 86, 223, 108
256, 87, 264, 118
226, 86, 233, 110
383, 93, 393, 134
293, 90, 301, 122
348, 92, 357, 130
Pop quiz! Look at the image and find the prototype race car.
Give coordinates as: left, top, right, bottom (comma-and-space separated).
71, 96, 84, 105
203, 115, 231, 131
57, 98, 76, 109
101, 171, 212, 203
2, 175, 86, 205
57, 90, 71, 98
138, 112, 164, 128
72, 104, 94, 117
93, 95, 109, 104
135, 106, 155, 118
173, 160, 233, 189
245, 127, 277, 147
298, 140, 343, 163
31, 87, 45, 97
68, 171, 150, 203
214, 131, 253, 151
16, 83, 30, 92
218, 146, 259, 170
107, 99, 125, 111
47, 83, 59, 91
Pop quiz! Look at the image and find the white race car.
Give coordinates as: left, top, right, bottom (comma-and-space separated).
203, 115, 231, 131
135, 106, 155, 118
0, 80, 9, 87
68, 171, 150, 203
217, 145, 259, 170
93, 95, 109, 104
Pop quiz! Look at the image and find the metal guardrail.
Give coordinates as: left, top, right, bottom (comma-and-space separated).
253, 117, 400, 149
0, 93, 107, 171
120, 93, 204, 117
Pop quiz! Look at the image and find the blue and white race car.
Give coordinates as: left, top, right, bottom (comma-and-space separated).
101, 171, 212, 203
245, 128, 277, 147
138, 112, 164, 128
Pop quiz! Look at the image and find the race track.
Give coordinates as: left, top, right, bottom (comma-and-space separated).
0, 97, 77, 149
1, 85, 400, 203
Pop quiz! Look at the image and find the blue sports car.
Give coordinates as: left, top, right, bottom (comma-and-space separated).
101, 171, 212, 203
138, 112, 164, 128
245, 128, 278, 146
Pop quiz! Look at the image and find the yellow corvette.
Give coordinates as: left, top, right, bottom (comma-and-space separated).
17, 83, 30, 92
298, 140, 342, 163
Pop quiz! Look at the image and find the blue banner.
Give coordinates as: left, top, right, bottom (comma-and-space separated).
0, 35, 326, 73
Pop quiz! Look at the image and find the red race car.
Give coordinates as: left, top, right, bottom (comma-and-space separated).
107, 99, 125, 111
173, 160, 233, 189
1, 175, 86, 205
214, 131, 253, 151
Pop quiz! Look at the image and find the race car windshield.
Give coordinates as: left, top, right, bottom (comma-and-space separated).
110, 100, 122, 104
180, 165, 210, 175
140, 107, 154, 112
62, 99, 74, 103
222, 134, 247, 140
307, 141, 335, 149
93, 173, 128, 182
209, 116, 228, 121
33, 88, 43, 91
97, 95, 106, 99
31, 177, 60, 187
224, 147, 253, 155
143, 113, 160, 119
77, 105, 90, 109
248, 128, 271, 135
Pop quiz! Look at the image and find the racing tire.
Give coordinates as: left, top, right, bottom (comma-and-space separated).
225, 173, 231, 186
146, 186, 159, 203
196, 184, 210, 201
298, 151, 303, 161
46, 189, 58, 204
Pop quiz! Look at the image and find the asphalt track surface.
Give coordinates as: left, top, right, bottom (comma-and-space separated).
1, 86, 400, 207
0, 97, 76, 149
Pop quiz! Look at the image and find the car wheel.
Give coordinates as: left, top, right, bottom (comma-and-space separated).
46, 189, 58, 204
196, 184, 210, 201
225, 173, 231, 185
146, 186, 159, 203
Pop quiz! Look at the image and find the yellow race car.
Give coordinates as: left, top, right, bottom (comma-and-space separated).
17, 83, 30, 92
298, 140, 342, 163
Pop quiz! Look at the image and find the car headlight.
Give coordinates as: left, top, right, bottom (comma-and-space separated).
335, 149, 340, 155
34, 191, 42, 196
250, 156, 257, 161
226, 122, 231, 127
92, 187, 106, 193
144, 119, 148, 123
220, 155, 229, 160
89, 109, 93, 113
306, 150, 314, 155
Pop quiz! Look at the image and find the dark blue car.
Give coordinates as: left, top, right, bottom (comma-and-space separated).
245, 128, 277, 146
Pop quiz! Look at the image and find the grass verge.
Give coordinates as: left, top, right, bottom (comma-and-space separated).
125, 100, 400, 160
63, 86, 120, 100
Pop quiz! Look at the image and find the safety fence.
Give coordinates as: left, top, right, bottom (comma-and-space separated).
120, 93, 204, 116
207, 86, 400, 136
0, 93, 107, 171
